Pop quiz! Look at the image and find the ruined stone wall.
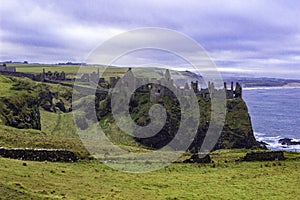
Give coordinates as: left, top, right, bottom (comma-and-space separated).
0, 66, 16, 72
241, 151, 285, 161
0, 71, 39, 81
0, 147, 78, 162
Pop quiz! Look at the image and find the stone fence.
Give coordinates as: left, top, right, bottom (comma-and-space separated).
0, 147, 78, 162
241, 151, 285, 161
0, 71, 37, 80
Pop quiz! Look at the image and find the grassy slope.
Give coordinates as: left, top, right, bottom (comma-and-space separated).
40, 110, 77, 138
0, 124, 89, 160
0, 76, 41, 129
0, 74, 143, 158
0, 75, 88, 158
0, 150, 299, 199
0, 76, 13, 96
0, 76, 13, 125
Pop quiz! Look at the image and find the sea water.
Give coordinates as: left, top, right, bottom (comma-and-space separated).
243, 87, 300, 152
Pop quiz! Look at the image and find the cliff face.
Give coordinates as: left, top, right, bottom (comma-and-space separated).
215, 99, 259, 149
0, 76, 73, 130
0, 76, 41, 130
0, 93, 41, 130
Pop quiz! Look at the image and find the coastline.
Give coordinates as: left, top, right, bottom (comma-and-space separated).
244, 85, 300, 90
243, 87, 300, 153
254, 132, 300, 152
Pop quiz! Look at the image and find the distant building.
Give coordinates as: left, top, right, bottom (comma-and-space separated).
0, 64, 16, 72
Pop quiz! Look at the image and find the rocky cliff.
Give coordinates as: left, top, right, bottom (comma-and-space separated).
94, 92, 260, 151
0, 76, 72, 130
0, 76, 41, 129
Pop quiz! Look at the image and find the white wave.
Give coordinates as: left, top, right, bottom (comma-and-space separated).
244, 86, 300, 90
254, 132, 300, 152
291, 139, 300, 142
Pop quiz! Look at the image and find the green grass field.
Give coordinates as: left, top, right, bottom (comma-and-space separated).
8, 63, 128, 79
1, 109, 299, 199
0, 76, 13, 96
0, 150, 299, 199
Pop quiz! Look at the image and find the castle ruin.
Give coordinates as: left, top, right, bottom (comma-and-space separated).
0, 64, 243, 100
110, 68, 243, 100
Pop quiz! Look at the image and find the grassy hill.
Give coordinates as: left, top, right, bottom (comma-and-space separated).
0, 75, 89, 158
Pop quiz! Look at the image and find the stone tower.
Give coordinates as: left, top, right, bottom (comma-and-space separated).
234, 82, 242, 98
150, 69, 174, 101
191, 81, 199, 93
165, 69, 171, 81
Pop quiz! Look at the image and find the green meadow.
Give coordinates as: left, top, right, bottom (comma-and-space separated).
0, 150, 299, 199
8, 63, 128, 79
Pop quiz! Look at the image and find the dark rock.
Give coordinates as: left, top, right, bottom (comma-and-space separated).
258, 141, 269, 149
278, 138, 300, 145
0, 94, 41, 130
55, 100, 66, 112
259, 141, 269, 146
41, 101, 54, 112
211, 99, 261, 150
39, 89, 55, 112
183, 153, 212, 163
241, 151, 285, 162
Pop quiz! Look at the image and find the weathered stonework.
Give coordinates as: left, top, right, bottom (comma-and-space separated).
241, 151, 285, 161
0, 147, 78, 162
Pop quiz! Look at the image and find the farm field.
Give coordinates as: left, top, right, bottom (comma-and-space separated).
8, 63, 128, 79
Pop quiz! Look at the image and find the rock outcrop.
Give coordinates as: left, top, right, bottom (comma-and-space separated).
96, 92, 261, 151
0, 94, 41, 130
214, 99, 260, 149
0, 76, 73, 130
278, 138, 300, 145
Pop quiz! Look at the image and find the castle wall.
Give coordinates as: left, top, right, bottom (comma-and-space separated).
0, 71, 37, 80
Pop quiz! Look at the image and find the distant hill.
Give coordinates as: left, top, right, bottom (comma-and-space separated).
223, 76, 300, 88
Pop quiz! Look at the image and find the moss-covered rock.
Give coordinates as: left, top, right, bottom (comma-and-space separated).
0, 94, 41, 130
0, 77, 41, 130
215, 99, 260, 149
0, 75, 73, 130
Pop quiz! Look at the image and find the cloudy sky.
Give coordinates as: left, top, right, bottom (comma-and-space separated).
1, 0, 300, 78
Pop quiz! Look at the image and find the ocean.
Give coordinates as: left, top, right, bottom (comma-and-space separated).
243, 87, 300, 152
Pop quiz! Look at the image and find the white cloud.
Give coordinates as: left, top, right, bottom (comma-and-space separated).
1, 0, 300, 78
